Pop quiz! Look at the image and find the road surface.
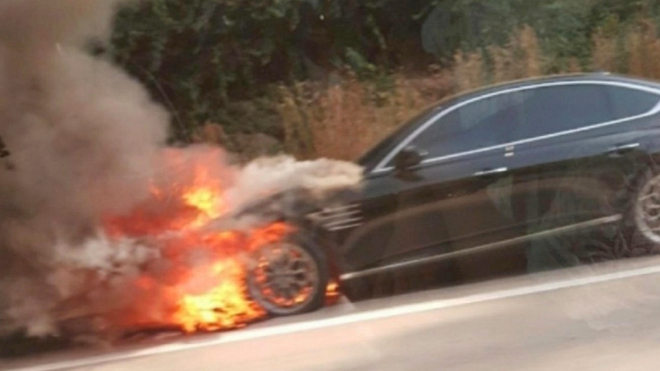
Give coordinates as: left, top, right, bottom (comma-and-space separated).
4, 257, 660, 371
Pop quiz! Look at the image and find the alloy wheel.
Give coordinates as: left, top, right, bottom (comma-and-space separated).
635, 173, 660, 244
249, 242, 320, 315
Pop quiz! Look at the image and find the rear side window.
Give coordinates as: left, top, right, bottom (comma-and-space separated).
604, 85, 660, 119
512, 84, 612, 140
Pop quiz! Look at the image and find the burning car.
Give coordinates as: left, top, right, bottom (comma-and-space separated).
0, 0, 356, 349
0, 149, 360, 346
165, 72, 660, 326
80, 152, 358, 334
8, 71, 660, 346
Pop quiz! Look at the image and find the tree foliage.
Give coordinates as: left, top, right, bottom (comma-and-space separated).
110, 0, 660, 141
111, 0, 428, 138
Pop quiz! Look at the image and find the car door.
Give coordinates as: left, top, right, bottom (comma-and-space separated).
340, 92, 528, 274
503, 82, 660, 271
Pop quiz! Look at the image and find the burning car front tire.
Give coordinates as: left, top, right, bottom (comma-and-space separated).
247, 235, 329, 316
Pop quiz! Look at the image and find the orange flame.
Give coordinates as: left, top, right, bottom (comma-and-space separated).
101, 150, 337, 333
325, 280, 341, 306
173, 258, 264, 332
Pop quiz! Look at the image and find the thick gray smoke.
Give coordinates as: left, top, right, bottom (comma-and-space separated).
0, 1, 363, 339
0, 0, 169, 336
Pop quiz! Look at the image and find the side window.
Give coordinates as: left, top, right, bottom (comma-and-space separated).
387, 83, 660, 168
513, 84, 612, 140
604, 85, 660, 119
403, 92, 525, 160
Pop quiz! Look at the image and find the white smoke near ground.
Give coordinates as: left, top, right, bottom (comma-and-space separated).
0, 0, 362, 339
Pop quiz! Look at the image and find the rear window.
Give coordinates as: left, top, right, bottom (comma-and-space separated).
513, 84, 612, 140
604, 85, 660, 119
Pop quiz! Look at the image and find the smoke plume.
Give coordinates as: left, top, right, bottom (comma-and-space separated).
0, 0, 170, 336
0, 1, 362, 338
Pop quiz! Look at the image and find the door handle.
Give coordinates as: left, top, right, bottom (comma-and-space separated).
608, 142, 640, 156
474, 167, 508, 177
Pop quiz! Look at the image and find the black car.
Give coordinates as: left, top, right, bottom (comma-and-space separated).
247, 73, 660, 315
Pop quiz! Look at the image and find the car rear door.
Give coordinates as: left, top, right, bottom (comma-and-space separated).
341, 92, 528, 275
503, 81, 660, 271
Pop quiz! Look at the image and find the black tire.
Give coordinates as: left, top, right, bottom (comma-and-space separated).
574, 165, 660, 263
626, 169, 660, 249
247, 233, 329, 316
585, 164, 660, 263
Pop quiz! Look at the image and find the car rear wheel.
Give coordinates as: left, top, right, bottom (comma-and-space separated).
581, 167, 660, 262
247, 237, 328, 316
633, 170, 660, 245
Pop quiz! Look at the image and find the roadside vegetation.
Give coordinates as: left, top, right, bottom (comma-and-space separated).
110, 0, 660, 160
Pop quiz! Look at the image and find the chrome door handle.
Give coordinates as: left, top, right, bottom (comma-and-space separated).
610, 142, 640, 151
474, 167, 508, 177
608, 142, 640, 155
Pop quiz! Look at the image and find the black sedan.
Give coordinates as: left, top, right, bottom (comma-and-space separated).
248, 73, 660, 315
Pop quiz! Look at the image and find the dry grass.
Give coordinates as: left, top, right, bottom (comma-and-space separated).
274, 20, 660, 160
454, 50, 486, 92
283, 71, 451, 161
626, 19, 660, 79
566, 58, 582, 73
185, 19, 660, 161
592, 17, 660, 78
282, 27, 548, 160
519, 26, 543, 77
592, 22, 620, 72
489, 25, 544, 83
277, 84, 316, 158
438, 26, 546, 95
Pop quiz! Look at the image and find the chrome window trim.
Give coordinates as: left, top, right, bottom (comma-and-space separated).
372, 80, 660, 174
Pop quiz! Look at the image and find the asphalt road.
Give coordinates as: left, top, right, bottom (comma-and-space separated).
4, 257, 660, 371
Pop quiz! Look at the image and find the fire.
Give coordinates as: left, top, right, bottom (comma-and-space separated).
182, 187, 224, 229
181, 164, 227, 228
101, 150, 337, 333
325, 280, 341, 305
173, 258, 264, 332
184, 188, 222, 217
168, 223, 292, 332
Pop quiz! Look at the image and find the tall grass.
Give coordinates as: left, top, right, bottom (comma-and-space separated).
626, 20, 660, 79
592, 17, 621, 72
276, 19, 660, 160
282, 71, 452, 161
294, 26, 547, 160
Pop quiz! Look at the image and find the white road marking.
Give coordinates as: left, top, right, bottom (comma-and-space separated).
8, 263, 660, 371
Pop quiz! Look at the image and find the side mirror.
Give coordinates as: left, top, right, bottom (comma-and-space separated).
393, 146, 424, 172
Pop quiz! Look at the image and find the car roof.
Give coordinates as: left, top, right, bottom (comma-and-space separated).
432, 72, 660, 109
477, 72, 660, 91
